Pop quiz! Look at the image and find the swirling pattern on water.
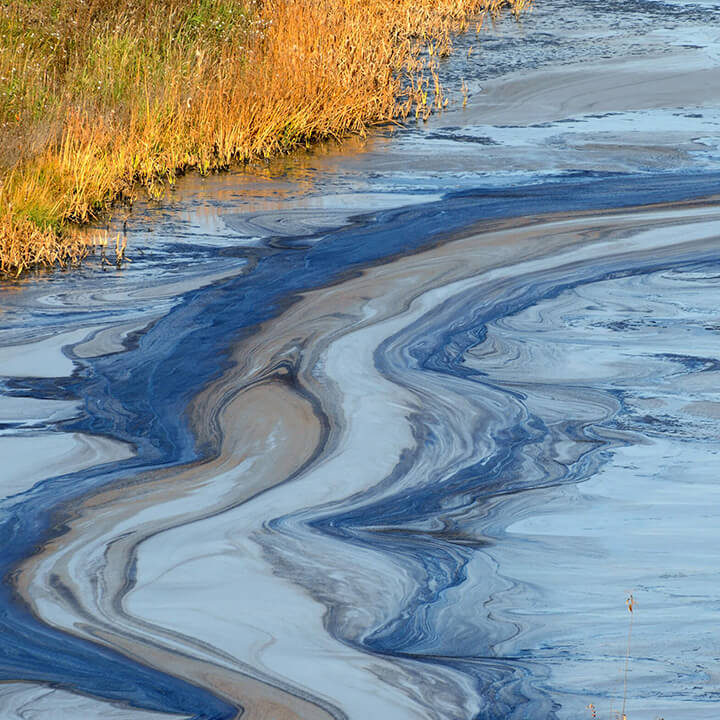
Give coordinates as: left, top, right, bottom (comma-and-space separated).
2, 1, 720, 719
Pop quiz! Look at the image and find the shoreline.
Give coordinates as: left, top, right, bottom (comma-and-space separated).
0, 0, 529, 277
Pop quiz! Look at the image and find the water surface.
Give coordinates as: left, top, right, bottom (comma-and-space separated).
2, 1, 720, 719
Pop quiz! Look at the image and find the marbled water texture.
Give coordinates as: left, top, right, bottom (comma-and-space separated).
2, 0, 720, 718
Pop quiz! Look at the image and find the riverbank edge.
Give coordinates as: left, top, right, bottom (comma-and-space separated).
0, 0, 530, 277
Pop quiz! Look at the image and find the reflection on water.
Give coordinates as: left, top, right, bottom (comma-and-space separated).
2, 1, 720, 719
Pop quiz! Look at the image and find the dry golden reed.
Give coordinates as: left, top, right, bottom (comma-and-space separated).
0, 0, 532, 276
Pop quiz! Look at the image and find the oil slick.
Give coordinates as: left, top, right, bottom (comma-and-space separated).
2, 1, 720, 719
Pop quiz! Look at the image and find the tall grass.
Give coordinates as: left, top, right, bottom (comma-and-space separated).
0, 0, 532, 276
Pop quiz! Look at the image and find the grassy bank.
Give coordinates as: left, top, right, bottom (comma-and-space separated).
0, 0, 531, 276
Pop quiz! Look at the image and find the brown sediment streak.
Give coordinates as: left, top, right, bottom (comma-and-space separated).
15, 380, 336, 720
13, 197, 720, 718
87, 627, 337, 720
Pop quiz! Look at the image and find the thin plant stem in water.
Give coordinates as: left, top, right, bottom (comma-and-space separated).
621, 592, 636, 720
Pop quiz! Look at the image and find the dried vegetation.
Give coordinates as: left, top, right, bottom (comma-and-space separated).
0, 0, 532, 276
